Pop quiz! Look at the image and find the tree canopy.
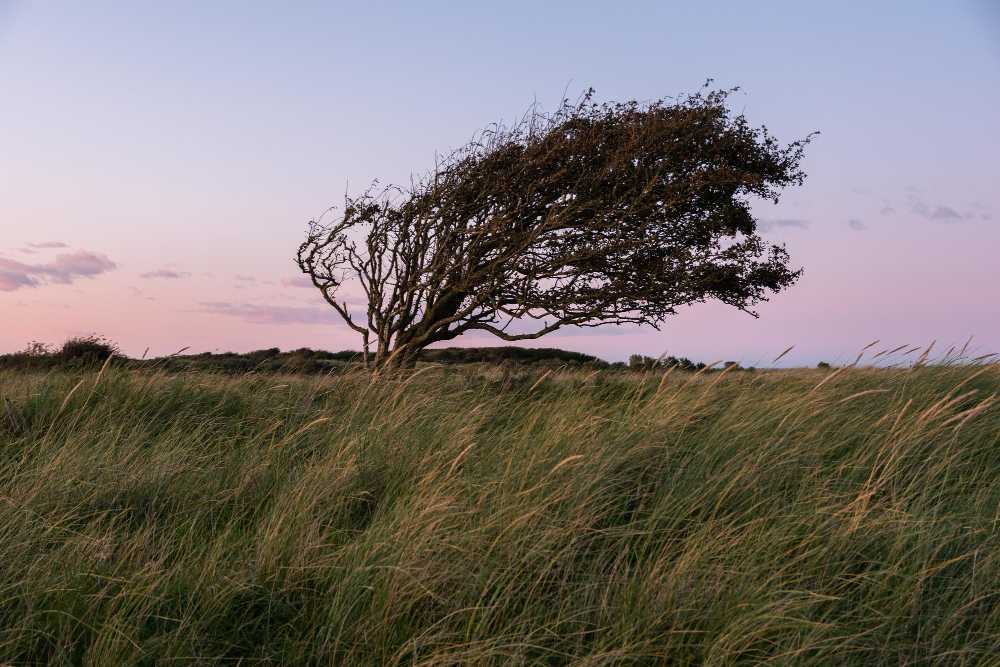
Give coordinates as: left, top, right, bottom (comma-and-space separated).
298, 87, 814, 367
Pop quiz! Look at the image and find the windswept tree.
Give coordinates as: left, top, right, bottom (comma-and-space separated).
298, 87, 813, 368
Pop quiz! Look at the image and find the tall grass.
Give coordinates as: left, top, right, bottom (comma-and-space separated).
0, 363, 997, 665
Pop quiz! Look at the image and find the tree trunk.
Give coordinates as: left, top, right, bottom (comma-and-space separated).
373, 344, 419, 371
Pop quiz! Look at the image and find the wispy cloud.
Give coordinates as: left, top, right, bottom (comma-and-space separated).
0, 269, 37, 292
199, 302, 343, 325
847, 219, 867, 231
235, 274, 256, 283
759, 218, 810, 233
281, 276, 315, 289
0, 252, 117, 292
140, 269, 191, 279
27, 241, 69, 249
908, 195, 966, 222
879, 206, 895, 216
967, 201, 993, 221
930, 205, 962, 221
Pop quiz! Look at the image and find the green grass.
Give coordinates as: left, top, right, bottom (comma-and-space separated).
0, 363, 998, 665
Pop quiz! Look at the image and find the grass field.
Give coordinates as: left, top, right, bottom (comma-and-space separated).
0, 362, 998, 665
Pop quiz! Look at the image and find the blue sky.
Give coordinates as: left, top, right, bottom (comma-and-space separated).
1, 1, 998, 365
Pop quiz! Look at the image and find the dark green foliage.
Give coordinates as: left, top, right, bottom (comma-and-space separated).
245, 347, 281, 360
629, 354, 708, 371
0, 335, 122, 372
143, 346, 607, 374
20, 341, 51, 357
418, 346, 602, 366
60, 334, 119, 364
1, 343, 612, 375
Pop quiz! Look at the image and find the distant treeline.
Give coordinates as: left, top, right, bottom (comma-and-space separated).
0, 335, 756, 374
0, 336, 610, 374
142, 346, 611, 375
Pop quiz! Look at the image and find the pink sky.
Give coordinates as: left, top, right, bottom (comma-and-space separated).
2, 3, 997, 366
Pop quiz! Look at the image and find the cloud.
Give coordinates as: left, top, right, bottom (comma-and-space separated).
281, 276, 314, 289
847, 219, 867, 231
759, 218, 810, 233
235, 274, 256, 283
199, 302, 344, 325
962, 201, 994, 221
908, 195, 966, 223
0, 252, 117, 291
0, 270, 37, 292
908, 198, 929, 217
879, 206, 895, 216
27, 241, 69, 249
140, 269, 191, 279
930, 205, 962, 221
43, 253, 117, 283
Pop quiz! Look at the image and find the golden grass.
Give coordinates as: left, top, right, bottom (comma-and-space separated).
0, 363, 997, 664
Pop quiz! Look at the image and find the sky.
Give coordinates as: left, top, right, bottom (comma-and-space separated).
1, 1, 998, 366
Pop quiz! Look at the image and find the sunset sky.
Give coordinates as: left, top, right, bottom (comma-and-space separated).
2, 1, 998, 365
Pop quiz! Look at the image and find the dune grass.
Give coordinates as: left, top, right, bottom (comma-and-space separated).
0, 362, 998, 665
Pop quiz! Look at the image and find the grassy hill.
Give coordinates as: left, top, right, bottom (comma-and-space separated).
0, 364, 998, 664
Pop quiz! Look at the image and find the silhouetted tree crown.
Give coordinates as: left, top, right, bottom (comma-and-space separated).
298, 87, 814, 367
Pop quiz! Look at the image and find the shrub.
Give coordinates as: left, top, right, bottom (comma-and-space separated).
19, 341, 52, 357
629, 354, 653, 370
630, 354, 703, 372
817, 361, 831, 369
60, 335, 119, 364
246, 347, 281, 360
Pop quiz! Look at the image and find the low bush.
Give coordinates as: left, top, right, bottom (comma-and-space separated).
60, 334, 119, 364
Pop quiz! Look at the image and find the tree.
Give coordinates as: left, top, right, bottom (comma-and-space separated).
297, 87, 813, 368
